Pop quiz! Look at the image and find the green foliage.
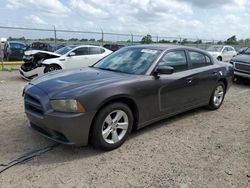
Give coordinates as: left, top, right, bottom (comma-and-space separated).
141, 34, 153, 44
158, 39, 171, 43
217, 41, 223, 45
225, 35, 238, 45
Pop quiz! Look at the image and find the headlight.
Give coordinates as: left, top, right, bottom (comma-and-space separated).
50, 99, 85, 113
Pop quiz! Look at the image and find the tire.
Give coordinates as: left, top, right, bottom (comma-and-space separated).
44, 64, 62, 73
7, 55, 11, 61
207, 81, 225, 110
91, 102, 133, 151
217, 56, 222, 61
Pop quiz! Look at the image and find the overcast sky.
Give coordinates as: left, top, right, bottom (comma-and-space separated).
0, 0, 249, 40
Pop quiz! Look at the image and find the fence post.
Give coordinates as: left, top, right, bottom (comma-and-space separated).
53, 25, 57, 46
100, 28, 104, 46
130, 32, 133, 45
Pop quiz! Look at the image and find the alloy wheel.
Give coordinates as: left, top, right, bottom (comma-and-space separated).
213, 85, 224, 106
102, 110, 129, 144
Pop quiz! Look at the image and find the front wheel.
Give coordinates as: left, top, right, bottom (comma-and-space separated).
217, 56, 222, 61
207, 82, 225, 110
44, 64, 62, 73
91, 103, 133, 150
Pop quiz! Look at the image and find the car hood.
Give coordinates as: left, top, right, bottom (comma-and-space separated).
24, 50, 61, 57
30, 67, 133, 98
231, 54, 250, 64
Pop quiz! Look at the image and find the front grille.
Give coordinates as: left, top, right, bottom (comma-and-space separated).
25, 93, 44, 115
235, 62, 250, 73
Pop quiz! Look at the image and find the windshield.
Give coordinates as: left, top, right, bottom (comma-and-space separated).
55, 45, 77, 55
94, 47, 162, 75
207, 46, 223, 52
10, 42, 26, 49
243, 47, 250, 54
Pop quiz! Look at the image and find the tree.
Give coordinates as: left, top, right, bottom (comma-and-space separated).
244, 38, 250, 45
80, 38, 88, 42
68, 38, 79, 42
195, 39, 202, 44
89, 38, 96, 42
158, 39, 171, 43
217, 40, 223, 45
172, 40, 178, 44
225, 35, 238, 45
141, 34, 152, 44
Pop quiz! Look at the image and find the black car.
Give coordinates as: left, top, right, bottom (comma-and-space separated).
23, 45, 233, 150
230, 47, 250, 79
103, 44, 125, 51
26, 42, 51, 51
4, 41, 27, 61
237, 47, 249, 55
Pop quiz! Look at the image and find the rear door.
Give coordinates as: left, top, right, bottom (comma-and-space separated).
187, 50, 219, 104
88, 47, 107, 66
222, 47, 231, 61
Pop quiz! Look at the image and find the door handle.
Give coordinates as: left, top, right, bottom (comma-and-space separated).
186, 77, 193, 84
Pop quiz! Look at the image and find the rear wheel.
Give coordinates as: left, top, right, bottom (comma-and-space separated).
207, 82, 225, 110
44, 64, 62, 73
91, 103, 133, 150
217, 56, 222, 61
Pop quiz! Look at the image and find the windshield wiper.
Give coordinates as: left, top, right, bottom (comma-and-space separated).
95, 67, 125, 73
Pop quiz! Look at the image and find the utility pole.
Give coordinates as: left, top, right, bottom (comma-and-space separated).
53, 25, 57, 46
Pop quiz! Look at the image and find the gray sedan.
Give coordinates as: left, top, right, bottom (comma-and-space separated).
23, 45, 233, 150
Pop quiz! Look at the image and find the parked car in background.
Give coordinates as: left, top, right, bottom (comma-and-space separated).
230, 47, 250, 79
20, 45, 112, 80
23, 45, 233, 150
26, 42, 51, 51
4, 41, 27, 61
49, 43, 66, 52
237, 47, 250, 55
207, 45, 237, 62
103, 44, 125, 51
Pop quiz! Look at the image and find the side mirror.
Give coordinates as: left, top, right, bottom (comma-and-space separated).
154, 65, 174, 76
68, 52, 76, 57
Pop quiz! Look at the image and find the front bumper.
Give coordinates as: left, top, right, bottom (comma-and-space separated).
24, 85, 96, 146
234, 70, 250, 79
19, 66, 45, 80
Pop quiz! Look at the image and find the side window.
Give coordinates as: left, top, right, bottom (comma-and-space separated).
189, 51, 209, 68
158, 50, 188, 72
223, 47, 228, 52
73, 47, 89, 56
89, 47, 105, 55
229, 47, 234, 52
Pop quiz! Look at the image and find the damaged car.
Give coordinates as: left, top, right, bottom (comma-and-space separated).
19, 45, 112, 80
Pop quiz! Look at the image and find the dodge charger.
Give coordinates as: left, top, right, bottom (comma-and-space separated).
23, 45, 233, 150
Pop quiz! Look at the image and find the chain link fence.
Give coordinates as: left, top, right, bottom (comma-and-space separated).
0, 25, 249, 63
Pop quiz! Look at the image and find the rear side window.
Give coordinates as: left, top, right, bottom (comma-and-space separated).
73, 47, 89, 56
89, 47, 105, 55
159, 50, 188, 72
189, 51, 212, 68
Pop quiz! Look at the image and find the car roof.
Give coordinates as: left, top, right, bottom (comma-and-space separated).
127, 44, 207, 53
8, 41, 26, 45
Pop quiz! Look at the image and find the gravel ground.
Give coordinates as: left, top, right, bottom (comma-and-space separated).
0, 70, 249, 188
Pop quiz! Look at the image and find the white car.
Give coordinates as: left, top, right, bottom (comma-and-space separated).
19, 45, 112, 80
207, 45, 237, 62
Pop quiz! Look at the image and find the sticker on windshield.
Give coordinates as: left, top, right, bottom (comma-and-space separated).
141, 49, 158, 54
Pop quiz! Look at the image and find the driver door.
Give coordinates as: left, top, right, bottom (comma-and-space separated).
66, 47, 90, 69
156, 50, 198, 114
